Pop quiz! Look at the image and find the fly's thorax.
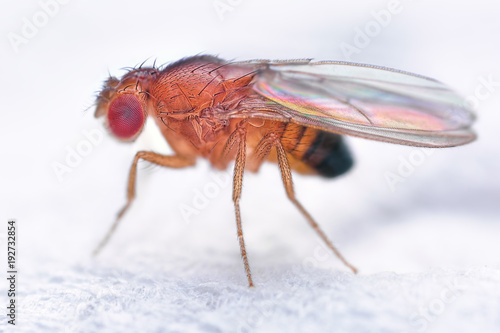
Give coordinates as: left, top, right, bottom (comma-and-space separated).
146, 56, 261, 159
151, 59, 257, 116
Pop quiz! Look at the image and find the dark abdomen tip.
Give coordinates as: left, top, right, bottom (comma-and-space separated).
302, 131, 353, 178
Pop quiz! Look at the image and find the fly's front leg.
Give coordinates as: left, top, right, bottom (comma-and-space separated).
93, 152, 196, 256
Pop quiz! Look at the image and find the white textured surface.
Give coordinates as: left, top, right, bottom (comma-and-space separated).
1, 0, 500, 332
14, 263, 500, 333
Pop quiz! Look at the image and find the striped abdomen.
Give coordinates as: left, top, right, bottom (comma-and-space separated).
281, 123, 353, 178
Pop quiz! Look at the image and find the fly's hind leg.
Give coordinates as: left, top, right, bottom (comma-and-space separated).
93, 152, 196, 256
272, 139, 358, 274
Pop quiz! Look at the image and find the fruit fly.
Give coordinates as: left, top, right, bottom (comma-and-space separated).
93, 55, 476, 287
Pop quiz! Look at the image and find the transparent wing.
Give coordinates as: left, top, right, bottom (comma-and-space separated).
249, 61, 476, 147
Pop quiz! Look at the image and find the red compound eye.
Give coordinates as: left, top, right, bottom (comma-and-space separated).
107, 94, 144, 139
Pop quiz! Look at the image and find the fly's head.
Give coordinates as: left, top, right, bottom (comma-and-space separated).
95, 68, 158, 141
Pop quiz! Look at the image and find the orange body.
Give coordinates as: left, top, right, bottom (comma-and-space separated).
96, 55, 352, 178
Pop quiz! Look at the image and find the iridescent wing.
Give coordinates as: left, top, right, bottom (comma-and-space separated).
236, 60, 476, 147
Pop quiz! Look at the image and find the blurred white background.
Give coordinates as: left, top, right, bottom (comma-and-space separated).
1, 0, 499, 332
